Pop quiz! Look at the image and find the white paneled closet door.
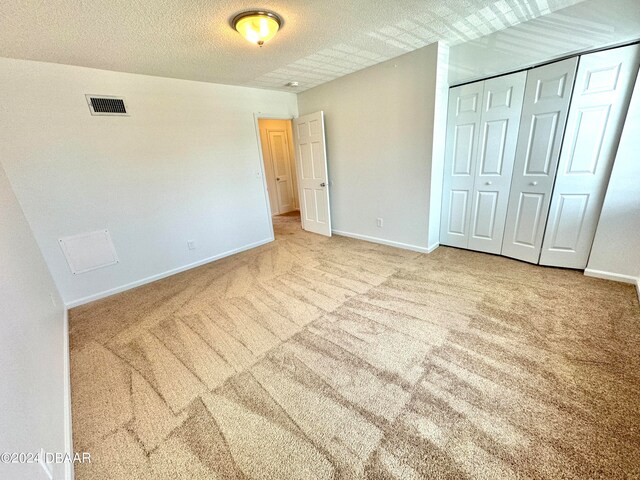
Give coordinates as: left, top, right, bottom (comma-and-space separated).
468, 72, 526, 254
501, 57, 578, 263
440, 82, 484, 248
540, 44, 640, 269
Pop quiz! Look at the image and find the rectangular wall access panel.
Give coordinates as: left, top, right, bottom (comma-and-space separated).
59, 229, 119, 274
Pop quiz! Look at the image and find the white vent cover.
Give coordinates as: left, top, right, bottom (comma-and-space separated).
59, 230, 119, 274
85, 95, 128, 116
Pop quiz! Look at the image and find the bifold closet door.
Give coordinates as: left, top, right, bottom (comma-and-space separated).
540, 44, 640, 269
440, 82, 484, 248
441, 72, 526, 252
501, 57, 578, 263
467, 72, 526, 254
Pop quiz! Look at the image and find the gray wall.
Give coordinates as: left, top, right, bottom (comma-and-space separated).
298, 43, 444, 251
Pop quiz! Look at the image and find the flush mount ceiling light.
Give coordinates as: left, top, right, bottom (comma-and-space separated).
232, 11, 282, 47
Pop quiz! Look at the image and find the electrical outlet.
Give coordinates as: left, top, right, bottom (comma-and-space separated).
377, 218, 383, 228
187, 240, 196, 250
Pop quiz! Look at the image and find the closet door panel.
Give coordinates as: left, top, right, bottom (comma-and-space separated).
468, 71, 527, 254
440, 82, 484, 248
502, 57, 578, 263
540, 44, 640, 268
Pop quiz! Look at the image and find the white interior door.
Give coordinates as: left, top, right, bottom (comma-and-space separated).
468, 71, 526, 254
501, 57, 578, 263
540, 44, 640, 269
267, 129, 295, 214
293, 111, 331, 236
440, 81, 484, 249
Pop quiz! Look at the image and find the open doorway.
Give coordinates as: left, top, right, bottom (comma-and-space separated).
257, 117, 302, 235
257, 111, 332, 238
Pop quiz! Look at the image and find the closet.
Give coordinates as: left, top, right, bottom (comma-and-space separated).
440, 43, 640, 269
440, 71, 526, 254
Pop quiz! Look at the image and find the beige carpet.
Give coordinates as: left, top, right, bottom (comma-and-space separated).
69, 212, 640, 479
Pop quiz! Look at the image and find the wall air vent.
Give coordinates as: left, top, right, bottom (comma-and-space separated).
85, 95, 128, 116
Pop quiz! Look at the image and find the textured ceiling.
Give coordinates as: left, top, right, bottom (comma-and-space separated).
0, 0, 586, 92
449, 0, 640, 84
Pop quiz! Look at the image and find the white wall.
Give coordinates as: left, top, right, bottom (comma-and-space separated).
0, 57, 297, 306
449, 0, 640, 85
297, 43, 445, 252
427, 44, 450, 251
0, 163, 68, 480
586, 72, 640, 287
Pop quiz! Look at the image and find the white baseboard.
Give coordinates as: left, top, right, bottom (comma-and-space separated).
65, 237, 274, 308
584, 268, 637, 284
427, 242, 440, 253
333, 230, 430, 253
63, 308, 74, 480
636, 277, 640, 304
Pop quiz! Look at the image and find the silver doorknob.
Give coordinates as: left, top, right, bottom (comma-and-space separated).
485, 181, 492, 185
530, 181, 538, 186
320, 182, 326, 187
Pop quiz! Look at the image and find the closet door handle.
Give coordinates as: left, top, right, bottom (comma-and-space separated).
485, 181, 492, 185
530, 181, 538, 186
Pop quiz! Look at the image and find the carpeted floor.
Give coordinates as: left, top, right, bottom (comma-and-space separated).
69, 212, 640, 479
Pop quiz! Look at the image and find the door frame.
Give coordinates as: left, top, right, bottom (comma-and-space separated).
253, 112, 297, 241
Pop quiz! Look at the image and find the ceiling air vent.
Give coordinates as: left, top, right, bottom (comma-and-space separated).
85, 95, 128, 116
